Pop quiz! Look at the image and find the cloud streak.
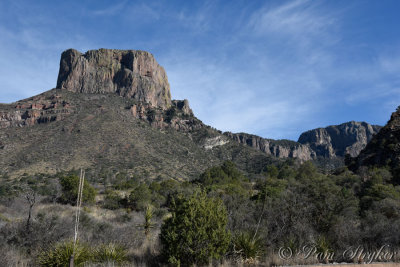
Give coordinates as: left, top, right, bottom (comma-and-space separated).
0, 0, 399, 140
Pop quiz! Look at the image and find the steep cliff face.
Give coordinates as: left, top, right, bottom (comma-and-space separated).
350, 108, 400, 171
224, 121, 381, 162
56, 48, 171, 109
298, 121, 382, 158
224, 132, 316, 161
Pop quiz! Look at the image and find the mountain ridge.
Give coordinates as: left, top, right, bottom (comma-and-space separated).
0, 48, 382, 178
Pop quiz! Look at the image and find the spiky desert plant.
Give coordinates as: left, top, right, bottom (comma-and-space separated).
137, 205, 156, 238
37, 240, 92, 267
233, 232, 264, 263
92, 243, 128, 265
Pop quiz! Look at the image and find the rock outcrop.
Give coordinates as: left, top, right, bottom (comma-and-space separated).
298, 121, 382, 158
349, 108, 400, 171
56, 48, 171, 109
128, 98, 201, 132
172, 99, 193, 117
224, 121, 381, 161
0, 92, 72, 129
224, 132, 316, 161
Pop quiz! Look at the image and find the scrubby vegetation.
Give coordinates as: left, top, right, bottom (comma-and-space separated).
0, 160, 399, 266
59, 174, 97, 205
160, 191, 231, 266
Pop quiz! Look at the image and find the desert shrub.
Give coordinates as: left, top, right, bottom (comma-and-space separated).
160, 191, 231, 266
37, 240, 92, 266
149, 181, 161, 192
128, 183, 151, 211
255, 177, 288, 200
92, 243, 128, 264
59, 175, 97, 205
158, 179, 182, 198
113, 173, 139, 190
103, 190, 124, 210
362, 198, 400, 247
277, 163, 297, 180
265, 165, 279, 178
296, 161, 319, 180
198, 161, 246, 186
197, 162, 250, 196
0, 183, 14, 199
232, 232, 264, 261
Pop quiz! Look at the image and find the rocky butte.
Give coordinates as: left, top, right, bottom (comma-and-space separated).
57, 48, 171, 109
0, 48, 383, 177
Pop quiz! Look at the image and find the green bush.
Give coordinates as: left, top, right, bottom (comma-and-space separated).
232, 232, 264, 261
37, 240, 92, 267
198, 161, 246, 186
92, 243, 128, 264
128, 183, 152, 211
103, 190, 124, 210
160, 191, 231, 266
59, 175, 97, 205
265, 165, 279, 178
256, 177, 287, 200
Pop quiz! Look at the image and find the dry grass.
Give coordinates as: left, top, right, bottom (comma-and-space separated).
0, 246, 31, 267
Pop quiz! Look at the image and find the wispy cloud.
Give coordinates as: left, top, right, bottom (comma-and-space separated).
91, 1, 127, 16
379, 50, 400, 74
249, 0, 338, 47
0, 0, 399, 139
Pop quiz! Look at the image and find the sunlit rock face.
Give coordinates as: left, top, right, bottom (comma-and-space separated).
56, 48, 172, 109
298, 121, 382, 158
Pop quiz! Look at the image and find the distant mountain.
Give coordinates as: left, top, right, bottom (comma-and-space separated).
0, 48, 382, 179
224, 132, 316, 161
348, 106, 400, 174
225, 121, 381, 163
298, 121, 382, 157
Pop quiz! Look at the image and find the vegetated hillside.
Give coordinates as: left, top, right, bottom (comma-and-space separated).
0, 89, 279, 180
1, 157, 400, 266
348, 106, 400, 180
0, 48, 286, 180
0, 49, 399, 266
0, 48, 382, 180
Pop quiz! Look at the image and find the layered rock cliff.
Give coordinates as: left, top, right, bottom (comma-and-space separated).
224, 132, 316, 161
298, 121, 382, 158
56, 48, 171, 109
0, 93, 72, 129
225, 121, 381, 162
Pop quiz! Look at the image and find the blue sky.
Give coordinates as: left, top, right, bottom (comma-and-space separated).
1, 0, 399, 140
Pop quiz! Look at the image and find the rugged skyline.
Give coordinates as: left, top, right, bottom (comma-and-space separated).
1, 0, 400, 140
0, 48, 383, 177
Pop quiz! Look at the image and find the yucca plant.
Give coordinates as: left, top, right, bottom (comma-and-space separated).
137, 205, 156, 238
315, 236, 333, 263
92, 243, 128, 265
233, 232, 264, 262
37, 240, 92, 267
